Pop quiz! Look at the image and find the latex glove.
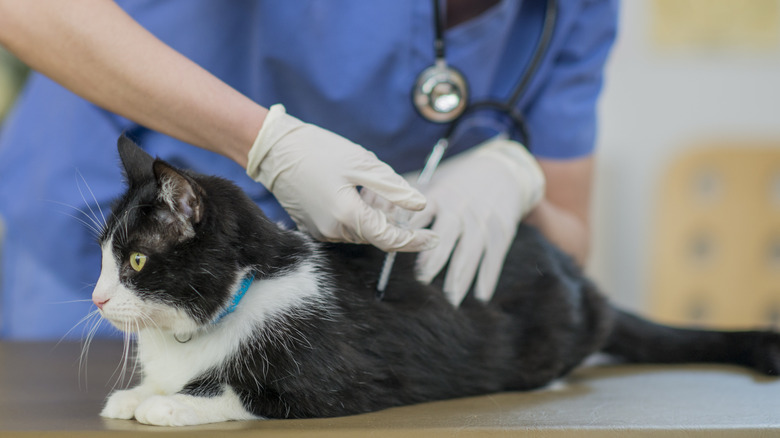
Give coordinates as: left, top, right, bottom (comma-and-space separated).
246, 104, 438, 252
411, 137, 545, 305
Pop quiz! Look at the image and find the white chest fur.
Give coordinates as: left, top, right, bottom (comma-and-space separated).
136, 260, 329, 394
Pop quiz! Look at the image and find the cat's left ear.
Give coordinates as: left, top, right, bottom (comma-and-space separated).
118, 135, 155, 187
152, 160, 205, 226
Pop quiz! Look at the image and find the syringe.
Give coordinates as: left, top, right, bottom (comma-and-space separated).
376, 137, 449, 297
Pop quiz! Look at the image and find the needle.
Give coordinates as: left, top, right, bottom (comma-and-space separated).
376, 137, 449, 297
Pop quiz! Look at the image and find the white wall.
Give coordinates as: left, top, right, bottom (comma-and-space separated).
588, 0, 780, 309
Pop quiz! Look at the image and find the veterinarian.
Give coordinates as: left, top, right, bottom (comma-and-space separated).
0, 0, 617, 339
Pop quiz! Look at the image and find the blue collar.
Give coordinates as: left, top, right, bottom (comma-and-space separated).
213, 272, 255, 324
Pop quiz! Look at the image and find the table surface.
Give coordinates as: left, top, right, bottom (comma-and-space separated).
1, 340, 779, 437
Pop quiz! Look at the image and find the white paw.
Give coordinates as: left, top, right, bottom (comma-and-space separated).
134, 395, 201, 426
101, 388, 148, 419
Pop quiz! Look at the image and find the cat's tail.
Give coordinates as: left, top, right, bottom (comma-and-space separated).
601, 309, 780, 376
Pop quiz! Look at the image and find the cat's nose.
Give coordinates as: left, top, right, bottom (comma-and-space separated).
93, 297, 110, 310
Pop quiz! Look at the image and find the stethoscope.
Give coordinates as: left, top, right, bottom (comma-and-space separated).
377, 0, 559, 295
411, 0, 558, 148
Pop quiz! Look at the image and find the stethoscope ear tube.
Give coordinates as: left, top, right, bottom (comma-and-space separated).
450, 101, 531, 147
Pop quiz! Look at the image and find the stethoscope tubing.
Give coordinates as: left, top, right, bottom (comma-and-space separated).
418, 0, 558, 149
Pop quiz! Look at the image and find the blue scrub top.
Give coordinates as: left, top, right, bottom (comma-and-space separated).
0, 0, 617, 339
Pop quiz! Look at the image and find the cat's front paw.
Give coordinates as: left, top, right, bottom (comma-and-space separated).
101, 388, 150, 420
134, 395, 201, 426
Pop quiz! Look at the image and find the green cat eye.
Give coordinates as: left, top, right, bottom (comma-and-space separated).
130, 252, 148, 272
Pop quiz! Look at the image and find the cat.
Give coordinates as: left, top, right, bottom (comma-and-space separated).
92, 136, 780, 426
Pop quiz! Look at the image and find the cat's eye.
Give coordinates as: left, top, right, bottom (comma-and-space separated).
129, 252, 148, 272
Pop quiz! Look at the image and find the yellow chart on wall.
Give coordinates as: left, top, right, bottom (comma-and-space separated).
652, 0, 780, 50
651, 144, 780, 329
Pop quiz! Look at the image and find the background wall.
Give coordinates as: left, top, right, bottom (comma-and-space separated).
2, 1, 779, 322
588, 0, 780, 312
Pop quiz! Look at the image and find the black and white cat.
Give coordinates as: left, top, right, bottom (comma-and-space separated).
93, 136, 780, 426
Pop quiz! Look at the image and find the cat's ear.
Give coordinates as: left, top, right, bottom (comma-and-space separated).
117, 135, 155, 187
152, 160, 205, 226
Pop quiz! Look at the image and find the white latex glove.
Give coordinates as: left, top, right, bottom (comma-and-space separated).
246, 104, 438, 252
411, 137, 545, 306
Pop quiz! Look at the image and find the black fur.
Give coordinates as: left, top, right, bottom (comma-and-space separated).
103, 136, 780, 419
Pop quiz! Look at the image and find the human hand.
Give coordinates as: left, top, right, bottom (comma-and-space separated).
411, 137, 545, 305
246, 104, 438, 252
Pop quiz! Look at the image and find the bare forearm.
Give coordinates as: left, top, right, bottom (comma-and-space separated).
524, 198, 590, 265
0, 0, 264, 167
524, 156, 594, 266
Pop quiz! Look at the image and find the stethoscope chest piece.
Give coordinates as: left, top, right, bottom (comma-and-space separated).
413, 61, 469, 124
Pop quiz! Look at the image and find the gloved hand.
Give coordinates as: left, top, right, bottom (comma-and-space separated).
411, 137, 545, 305
246, 104, 438, 252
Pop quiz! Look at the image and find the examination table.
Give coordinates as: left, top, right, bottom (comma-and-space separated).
1, 341, 778, 437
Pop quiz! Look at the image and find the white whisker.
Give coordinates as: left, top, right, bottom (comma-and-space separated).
188, 284, 205, 301
49, 299, 95, 305
57, 308, 101, 346
51, 208, 103, 238
128, 321, 142, 385
200, 267, 218, 279
78, 312, 105, 390
75, 169, 107, 231
121, 324, 134, 389
108, 322, 132, 392
45, 196, 105, 238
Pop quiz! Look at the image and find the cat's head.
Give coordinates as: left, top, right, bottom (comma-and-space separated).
92, 136, 279, 336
